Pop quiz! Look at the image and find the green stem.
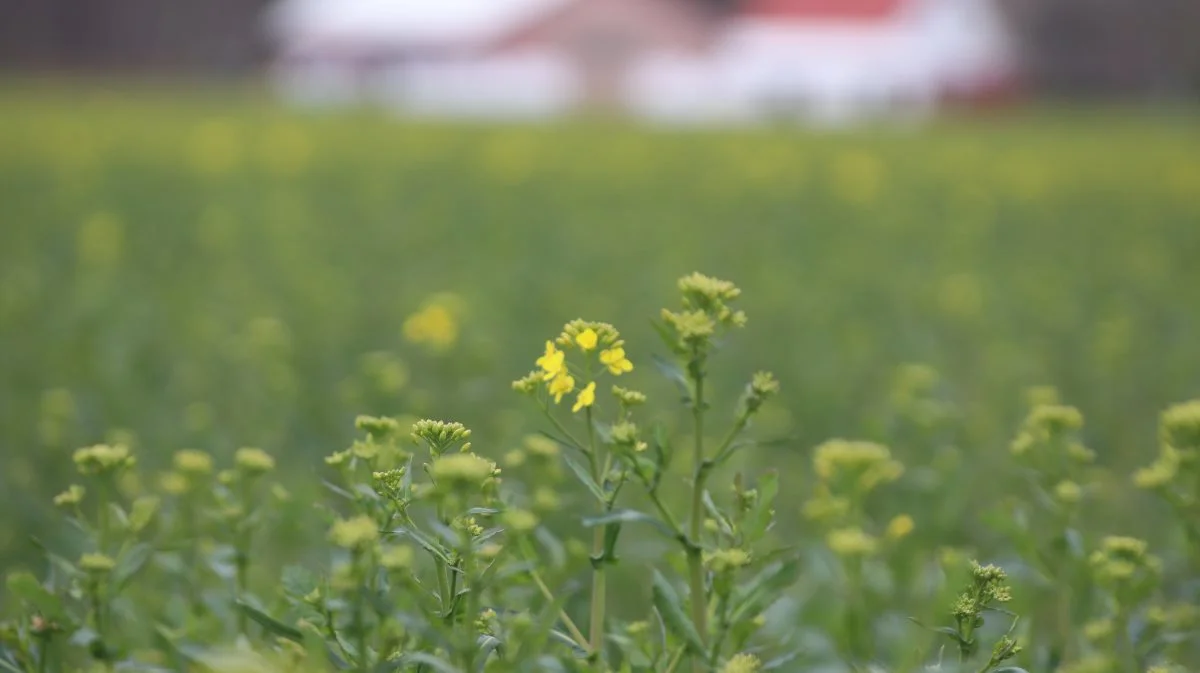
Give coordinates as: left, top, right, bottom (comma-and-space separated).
89, 579, 111, 670
324, 605, 354, 662
36, 636, 51, 673
235, 480, 252, 637
647, 490, 684, 537
664, 645, 687, 673
522, 545, 589, 652
353, 550, 369, 672
540, 401, 588, 453
844, 558, 870, 663
1115, 610, 1136, 673
687, 364, 709, 672
585, 407, 608, 662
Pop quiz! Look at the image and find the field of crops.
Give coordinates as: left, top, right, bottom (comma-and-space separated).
1, 87, 1199, 672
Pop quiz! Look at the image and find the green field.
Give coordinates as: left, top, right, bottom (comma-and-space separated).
1, 89, 1199, 671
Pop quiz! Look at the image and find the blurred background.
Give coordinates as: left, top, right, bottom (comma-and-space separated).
1, 0, 1199, 645
1, 0, 1199, 115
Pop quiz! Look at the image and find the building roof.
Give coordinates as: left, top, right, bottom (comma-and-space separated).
264, 0, 570, 51
742, 0, 906, 21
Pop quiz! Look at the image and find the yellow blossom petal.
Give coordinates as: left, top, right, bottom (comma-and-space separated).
536, 341, 565, 381
548, 371, 575, 404
572, 382, 597, 413
576, 329, 598, 351
600, 347, 634, 375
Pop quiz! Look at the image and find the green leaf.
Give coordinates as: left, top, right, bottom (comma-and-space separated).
234, 600, 304, 642
399, 652, 462, 673
281, 565, 318, 598
650, 354, 691, 401
649, 319, 686, 356
761, 649, 802, 670
730, 557, 800, 622
6, 571, 66, 619
475, 634, 503, 670
547, 629, 588, 658
582, 509, 677, 540
991, 668, 1031, 673
744, 471, 779, 541
562, 453, 606, 502
391, 525, 452, 565
128, 496, 160, 533
322, 480, 356, 500
114, 542, 155, 592
907, 617, 968, 645
108, 503, 130, 531
651, 570, 705, 656
0, 657, 23, 673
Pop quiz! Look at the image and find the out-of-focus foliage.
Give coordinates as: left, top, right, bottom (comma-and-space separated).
1, 87, 1199, 670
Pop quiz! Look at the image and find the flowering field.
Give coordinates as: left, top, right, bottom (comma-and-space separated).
1, 89, 1200, 672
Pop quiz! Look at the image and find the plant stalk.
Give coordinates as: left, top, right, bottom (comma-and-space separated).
687, 366, 709, 672
586, 407, 608, 661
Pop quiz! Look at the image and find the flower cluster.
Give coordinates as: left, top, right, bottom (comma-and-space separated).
1089, 536, 1161, 598
516, 320, 634, 413
1009, 401, 1095, 510
403, 293, 463, 351
660, 272, 746, 352
72, 444, 136, 475
812, 439, 904, 494
1134, 400, 1200, 546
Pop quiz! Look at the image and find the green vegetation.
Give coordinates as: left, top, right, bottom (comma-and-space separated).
1, 90, 1199, 671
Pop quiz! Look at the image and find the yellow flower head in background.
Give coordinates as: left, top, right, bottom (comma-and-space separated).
886, 514, 915, 540
403, 294, 463, 351
573, 382, 596, 413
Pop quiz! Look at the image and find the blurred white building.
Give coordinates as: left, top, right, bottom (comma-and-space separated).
263, 0, 1018, 125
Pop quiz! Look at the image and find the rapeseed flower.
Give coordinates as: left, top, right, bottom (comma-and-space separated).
328, 515, 380, 551
721, 653, 761, 673
886, 514, 915, 540
572, 382, 596, 413
548, 371, 575, 404
536, 341, 565, 381
599, 347, 633, 375
575, 328, 598, 351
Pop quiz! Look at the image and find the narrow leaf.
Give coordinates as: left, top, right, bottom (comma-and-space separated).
581, 509, 676, 539
651, 353, 691, 399
234, 601, 303, 642
651, 570, 705, 656
114, 543, 155, 592
562, 453, 606, 502
400, 652, 462, 673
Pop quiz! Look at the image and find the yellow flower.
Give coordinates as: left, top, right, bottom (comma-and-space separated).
403, 300, 459, 350
536, 341, 565, 381
826, 527, 878, 556
573, 382, 596, 413
328, 515, 380, 550
721, 653, 761, 673
886, 514, 915, 540
600, 347, 633, 375
576, 328, 598, 351
548, 371, 575, 404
